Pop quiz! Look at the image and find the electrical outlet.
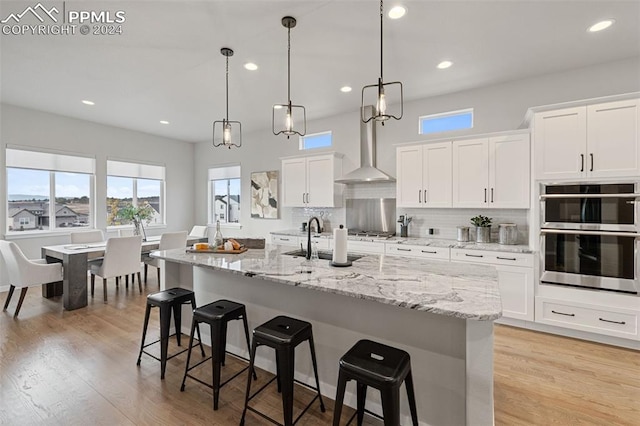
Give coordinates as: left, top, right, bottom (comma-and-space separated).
428, 228, 435, 235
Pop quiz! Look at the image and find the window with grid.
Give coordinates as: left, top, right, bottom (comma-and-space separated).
208, 165, 241, 224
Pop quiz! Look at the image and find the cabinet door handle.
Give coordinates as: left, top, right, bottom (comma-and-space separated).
421, 250, 437, 254
424, 189, 427, 203
551, 310, 575, 317
590, 153, 594, 172
599, 317, 626, 325
396, 247, 412, 252
580, 154, 584, 172
497, 256, 517, 261
484, 188, 487, 203
491, 188, 494, 203
418, 190, 421, 203
280, 238, 290, 241
306, 193, 310, 204
465, 253, 483, 258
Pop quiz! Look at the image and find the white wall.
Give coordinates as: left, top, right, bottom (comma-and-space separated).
193, 57, 640, 238
0, 104, 195, 259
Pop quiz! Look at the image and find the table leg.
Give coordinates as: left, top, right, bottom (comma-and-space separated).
62, 252, 89, 310
41, 253, 63, 298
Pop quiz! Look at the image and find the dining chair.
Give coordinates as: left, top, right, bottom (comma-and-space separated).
189, 225, 209, 238
90, 236, 143, 302
70, 229, 105, 244
143, 231, 188, 285
0, 241, 63, 317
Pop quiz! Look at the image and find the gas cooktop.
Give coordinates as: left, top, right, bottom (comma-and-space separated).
347, 230, 395, 239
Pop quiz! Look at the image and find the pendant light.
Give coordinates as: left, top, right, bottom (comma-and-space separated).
272, 16, 306, 139
361, 0, 403, 124
213, 47, 242, 148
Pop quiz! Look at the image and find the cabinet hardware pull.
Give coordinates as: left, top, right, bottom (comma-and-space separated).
491, 188, 494, 203
484, 188, 487, 203
497, 256, 517, 261
465, 253, 483, 258
306, 193, 310, 203
418, 190, 421, 203
580, 154, 584, 172
281, 238, 290, 241
302, 193, 305, 203
424, 189, 427, 203
396, 248, 412, 252
590, 153, 594, 172
599, 317, 626, 325
421, 250, 437, 254
551, 310, 575, 317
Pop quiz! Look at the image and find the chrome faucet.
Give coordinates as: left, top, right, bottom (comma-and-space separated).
307, 216, 321, 260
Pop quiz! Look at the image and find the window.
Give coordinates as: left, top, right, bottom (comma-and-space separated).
419, 108, 473, 135
6, 148, 95, 232
209, 165, 241, 224
299, 131, 332, 150
106, 160, 165, 227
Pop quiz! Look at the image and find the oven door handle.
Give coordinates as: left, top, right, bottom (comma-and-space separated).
540, 229, 640, 238
539, 193, 640, 199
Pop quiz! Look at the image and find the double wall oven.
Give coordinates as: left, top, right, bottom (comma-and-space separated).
540, 183, 639, 295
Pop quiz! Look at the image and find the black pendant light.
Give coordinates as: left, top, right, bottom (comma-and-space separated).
361, 0, 403, 124
272, 16, 306, 139
213, 47, 242, 148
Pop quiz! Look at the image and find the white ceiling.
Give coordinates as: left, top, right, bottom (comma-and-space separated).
1, 0, 639, 143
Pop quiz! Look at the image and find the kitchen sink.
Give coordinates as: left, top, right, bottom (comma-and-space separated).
283, 250, 363, 262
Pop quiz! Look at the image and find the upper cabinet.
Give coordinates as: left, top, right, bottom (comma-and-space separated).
452, 133, 530, 208
534, 99, 640, 180
281, 153, 343, 207
397, 142, 452, 208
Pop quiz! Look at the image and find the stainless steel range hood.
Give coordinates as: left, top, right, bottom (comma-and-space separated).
335, 106, 395, 184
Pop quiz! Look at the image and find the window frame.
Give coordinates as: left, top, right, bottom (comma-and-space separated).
208, 164, 241, 228
418, 108, 474, 135
106, 175, 166, 229
299, 131, 333, 150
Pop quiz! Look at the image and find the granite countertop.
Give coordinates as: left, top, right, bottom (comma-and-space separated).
152, 245, 502, 321
271, 230, 533, 253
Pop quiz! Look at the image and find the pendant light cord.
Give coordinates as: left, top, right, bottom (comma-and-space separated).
379, 0, 384, 82
225, 54, 229, 122
287, 25, 292, 106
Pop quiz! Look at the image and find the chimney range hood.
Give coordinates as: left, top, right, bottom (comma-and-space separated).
335, 105, 395, 184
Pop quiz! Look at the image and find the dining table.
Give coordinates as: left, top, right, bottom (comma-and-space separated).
41, 235, 207, 311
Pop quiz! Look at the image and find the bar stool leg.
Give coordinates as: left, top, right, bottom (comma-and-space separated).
136, 303, 152, 366
180, 319, 198, 392
332, 371, 347, 426
380, 386, 401, 426
277, 347, 296, 426
190, 298, 205, 357
356, 383, 368, 426
172, 301, 182, 346
159, 304, 171, 380
405, 370, 419, 426
211, 321, 224, 410
241, 314, 258, 380
308, 334, 326, 412
275, 351, 282, 393
240, 339, 259, 426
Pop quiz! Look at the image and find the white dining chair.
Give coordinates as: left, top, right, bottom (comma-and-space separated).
143, 231, 187, 284
70, 229, 105, 244
189, 225, 209, 238
0, 241, 63, 317
90, 236, 142, 302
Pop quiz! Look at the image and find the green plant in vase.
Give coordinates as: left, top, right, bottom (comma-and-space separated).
118, 202, 155, 240
470, 215, 492, 243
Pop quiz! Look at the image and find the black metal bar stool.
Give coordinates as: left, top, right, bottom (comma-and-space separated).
332, 339, 418, 426
136, 287, 203, 379
240, 315, 326, 426
180, 299, 257, 410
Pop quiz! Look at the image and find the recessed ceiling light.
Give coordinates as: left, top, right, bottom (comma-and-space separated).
388, 5, 407, 19
81, 100, 95, 105
340, 86, 352, 93
437, 60, 453, 69
159, 120, 169, 125
244, 62, 258, 71
588, 19, 615, 33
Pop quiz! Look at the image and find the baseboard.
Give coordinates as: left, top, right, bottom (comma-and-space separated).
0, 285, 8, 293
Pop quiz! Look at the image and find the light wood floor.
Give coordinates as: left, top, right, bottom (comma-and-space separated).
1, 276, 638, 425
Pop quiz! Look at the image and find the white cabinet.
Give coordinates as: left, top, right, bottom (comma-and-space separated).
300, 235, 331, 250
452, 133, 530, 208
281, 153, 343, 207
385, 244, 450, 261
451, 249, 534, 321
346, 240, 386, 254
534, 99, 640, 180
270, 235, 299, 246
396, 143, 452, 208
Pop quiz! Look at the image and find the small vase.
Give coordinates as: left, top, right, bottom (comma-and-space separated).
476, 226, 491, 243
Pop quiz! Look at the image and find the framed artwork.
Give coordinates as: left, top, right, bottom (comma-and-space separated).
250, 170, 278, 219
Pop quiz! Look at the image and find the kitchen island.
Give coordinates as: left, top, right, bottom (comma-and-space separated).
151, 245, 501, 425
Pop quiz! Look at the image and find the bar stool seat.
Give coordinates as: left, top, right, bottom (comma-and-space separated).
241, 315, 325, 426
333, 339, 418, 426
180, 299, 256, 410
136, 287, 203, 379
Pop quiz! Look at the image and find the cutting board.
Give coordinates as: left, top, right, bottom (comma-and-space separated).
186, 247, 248, 254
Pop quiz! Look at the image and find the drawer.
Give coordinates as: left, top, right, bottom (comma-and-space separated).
536, 298, 638, 339
270, 235, 299, 246
451, 248, 534, 267
301, 235, 331, 250
346, 240, 386, 254
385, 244, 450, 261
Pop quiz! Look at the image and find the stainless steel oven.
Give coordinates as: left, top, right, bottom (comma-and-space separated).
540, 182, 640, 294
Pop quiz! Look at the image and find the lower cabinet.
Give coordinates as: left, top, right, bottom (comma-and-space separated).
385, 244, 450, 261
345, 240, 386, 254
535, 297, 639, 340
270, 235, 299, 246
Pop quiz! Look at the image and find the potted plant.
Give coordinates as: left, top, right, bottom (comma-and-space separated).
117, 202, 155, 240
470, 215, 492, 243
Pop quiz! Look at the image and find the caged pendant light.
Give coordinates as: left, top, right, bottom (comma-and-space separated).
361, 0, 403, 124
272, 16, 306, 139
213, 47, 242, 148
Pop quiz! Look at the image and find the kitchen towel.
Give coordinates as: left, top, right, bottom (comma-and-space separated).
333, 225, 348, 264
